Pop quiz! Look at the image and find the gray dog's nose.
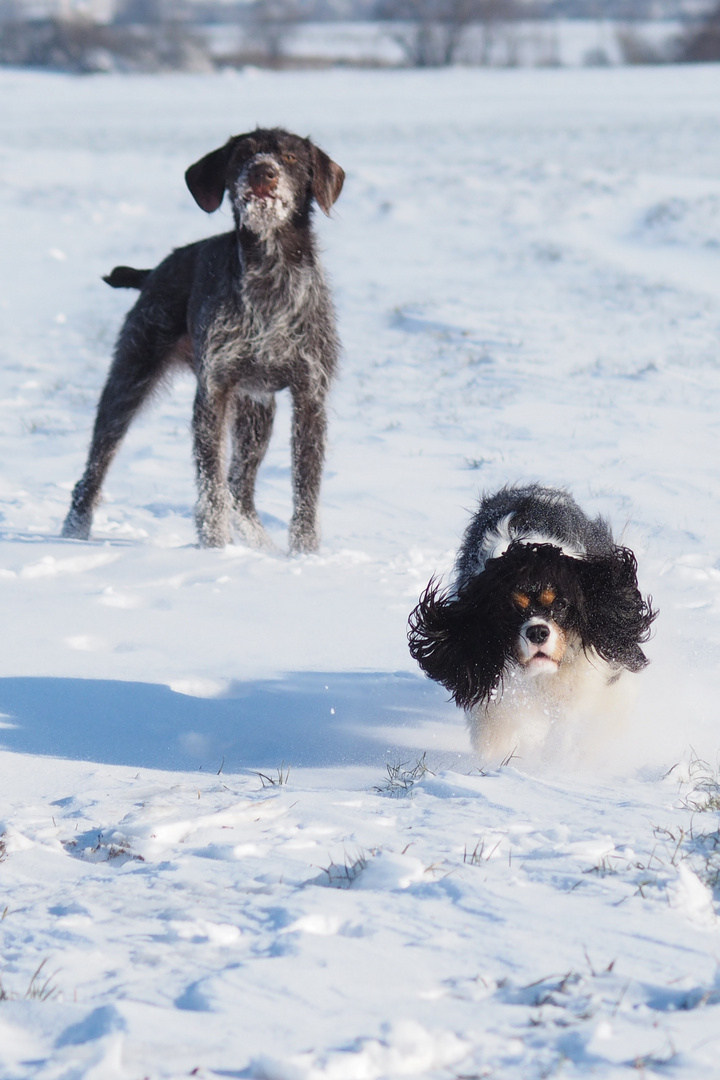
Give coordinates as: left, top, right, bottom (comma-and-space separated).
526, 623, 550, 645
250, 161, 279, 184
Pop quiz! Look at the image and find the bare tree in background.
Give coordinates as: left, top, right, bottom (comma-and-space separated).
114, 0, 187, 23
245, 0, 303, 64
678, 1, 720, 61
377, 0, 517, 67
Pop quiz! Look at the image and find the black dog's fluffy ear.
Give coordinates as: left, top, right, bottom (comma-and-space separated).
408, 577, 509, 710
579, 547, 657, 672
311, 144, 345, 216
185, 139, 238, 213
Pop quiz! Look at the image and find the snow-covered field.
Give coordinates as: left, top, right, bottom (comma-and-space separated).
1, 64, 720, 1078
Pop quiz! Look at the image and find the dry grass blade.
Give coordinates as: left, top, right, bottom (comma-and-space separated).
0, 959, 60, 1003
463, 838, 502, 865
320, 852, 368, 889
256, 763, 291, 788
373, 754, 433, 797
679, 754, 720, 812
25, 959, 60, 1001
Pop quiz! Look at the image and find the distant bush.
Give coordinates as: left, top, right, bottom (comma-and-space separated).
615, 25, 666, 64
678, 2, 720, 62
582, 45, 610, 66
0, 15, 214, 73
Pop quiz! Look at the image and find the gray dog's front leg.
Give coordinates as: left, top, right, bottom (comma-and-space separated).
289, 390, 327, 554
192, 382, 233, 548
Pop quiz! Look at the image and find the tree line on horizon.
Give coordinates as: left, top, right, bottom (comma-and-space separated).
0, 0, 718, 71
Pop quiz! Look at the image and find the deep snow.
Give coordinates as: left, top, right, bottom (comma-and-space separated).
1, 64, 720, 1078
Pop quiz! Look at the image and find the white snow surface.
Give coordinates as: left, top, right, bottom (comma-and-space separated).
1, 64, 720, 1077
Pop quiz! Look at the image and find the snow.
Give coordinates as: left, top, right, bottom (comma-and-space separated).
1, 63, 720, 1077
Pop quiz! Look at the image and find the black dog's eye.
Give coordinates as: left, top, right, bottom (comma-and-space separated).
282, 153, 298, 165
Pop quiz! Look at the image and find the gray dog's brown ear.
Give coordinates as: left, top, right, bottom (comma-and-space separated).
311, 145, 344, 216
185, 139, 237, 213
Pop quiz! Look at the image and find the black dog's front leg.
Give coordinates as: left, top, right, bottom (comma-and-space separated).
227, 393, 276, 549
289, 388, 328, 554
192, 380, 233, 548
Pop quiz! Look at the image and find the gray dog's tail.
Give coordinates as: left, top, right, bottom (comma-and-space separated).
103, 266, 152, 290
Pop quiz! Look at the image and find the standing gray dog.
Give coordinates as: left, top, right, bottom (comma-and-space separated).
62, 128, 344, 552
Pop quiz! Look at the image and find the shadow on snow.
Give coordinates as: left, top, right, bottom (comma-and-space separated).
0, 671, 469, 774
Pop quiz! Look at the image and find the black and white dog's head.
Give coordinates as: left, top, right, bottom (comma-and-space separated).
185, 128, 344, 240
408, 485, 657, 710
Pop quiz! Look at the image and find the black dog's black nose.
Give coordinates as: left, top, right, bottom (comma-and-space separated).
525, 623, 550, 645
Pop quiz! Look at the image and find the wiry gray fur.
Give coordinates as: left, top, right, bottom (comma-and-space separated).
62, 128, 344, 552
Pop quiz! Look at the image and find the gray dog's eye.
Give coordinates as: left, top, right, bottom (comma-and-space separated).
282, 153, 298, 165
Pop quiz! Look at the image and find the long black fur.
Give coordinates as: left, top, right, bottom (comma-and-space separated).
62, 127, 344, 552
408, 488, 657, 710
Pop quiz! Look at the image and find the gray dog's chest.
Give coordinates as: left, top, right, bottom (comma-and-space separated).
200, 264, 328, 393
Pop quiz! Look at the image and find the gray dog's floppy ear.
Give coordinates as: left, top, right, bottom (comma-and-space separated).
185, 139, 238, 213
311, 144, 344, 216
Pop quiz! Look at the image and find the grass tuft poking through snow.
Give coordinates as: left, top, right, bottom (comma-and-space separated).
463, 837, 503, 866
373, 754, 433, 797
256, 763, 292, 788
0, 960, 60, 1003
679, 753, 720, 813
317, 851, 369, 889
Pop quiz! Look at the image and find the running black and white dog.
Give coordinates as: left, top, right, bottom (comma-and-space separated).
62, 128, 344, 553
408, 485, 657, 762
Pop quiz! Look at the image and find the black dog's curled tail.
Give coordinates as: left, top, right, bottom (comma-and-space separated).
103, 266, 152, 290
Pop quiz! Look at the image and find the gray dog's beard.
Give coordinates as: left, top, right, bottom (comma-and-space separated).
241, 197, 291, 235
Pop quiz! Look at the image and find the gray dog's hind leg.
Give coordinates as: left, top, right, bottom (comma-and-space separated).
227, 393, 276, 549
61, 333, 169, 540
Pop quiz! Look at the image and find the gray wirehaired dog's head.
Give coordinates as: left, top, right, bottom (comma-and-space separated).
185, 128, 345, 241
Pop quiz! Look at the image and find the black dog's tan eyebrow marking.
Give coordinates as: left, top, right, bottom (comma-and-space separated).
512, 591, 531, 610
539, 588, 556, 607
